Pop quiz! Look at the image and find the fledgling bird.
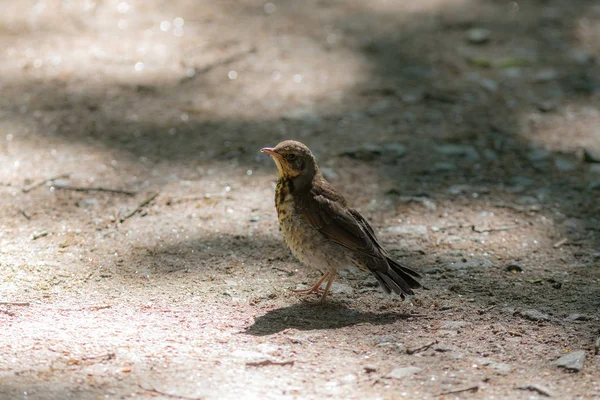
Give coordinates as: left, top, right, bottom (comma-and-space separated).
261, 140, 422, 303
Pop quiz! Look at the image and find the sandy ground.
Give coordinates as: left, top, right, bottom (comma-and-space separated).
1, 0, 599, 399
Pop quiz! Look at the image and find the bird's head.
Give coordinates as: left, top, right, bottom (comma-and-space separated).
261, 140, 319, 187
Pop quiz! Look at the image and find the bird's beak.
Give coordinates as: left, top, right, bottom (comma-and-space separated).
261, 147, 278, 156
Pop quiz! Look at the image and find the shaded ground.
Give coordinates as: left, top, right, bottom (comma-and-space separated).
1, 0, 599, 398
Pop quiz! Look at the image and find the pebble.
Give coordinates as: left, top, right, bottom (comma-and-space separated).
555, 350, 585, 372
435, 144, 479, 160
363, 365, 377, 373
569, 48, 594, 65
554, 157, 576, 172
76, 198, 99, 208
434, 162, 457, 172
483, 149, 498, 160
479, 78, 498, 92
567, 313, 590, 322
467, 28, 491, 44
528, 149, 552, 162
516, 195, 539, 205
584, 148, 600, 163
517, 309, 550, 322
534, 68, 558, 82
385, 366, 422, 379
447, 184, 472, 195
249, 215, 260, 222
505, 264, 523, 273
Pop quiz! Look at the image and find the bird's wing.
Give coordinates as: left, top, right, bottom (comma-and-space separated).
297, 190, 384, 261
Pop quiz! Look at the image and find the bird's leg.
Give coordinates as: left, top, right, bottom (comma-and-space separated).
319, 271, 337, 304
292, 272, 330, 294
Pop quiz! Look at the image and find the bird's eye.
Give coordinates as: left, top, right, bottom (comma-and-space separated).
286, 154, 297, 161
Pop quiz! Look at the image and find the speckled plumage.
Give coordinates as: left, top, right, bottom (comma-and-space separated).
262, 140, 422, 302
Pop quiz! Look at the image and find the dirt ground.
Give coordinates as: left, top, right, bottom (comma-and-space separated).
1, 0, 599, 399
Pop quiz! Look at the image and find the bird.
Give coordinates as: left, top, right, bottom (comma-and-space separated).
261, 140, 422, 303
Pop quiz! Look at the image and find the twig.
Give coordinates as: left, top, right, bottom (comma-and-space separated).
516, 384, 553, 397
273, 267, 295, 275
22, 173, 70, 193
55, 186, 136, 196
472, 224, 519, 233
0, 309, 16, 316
0, 302, 30, 306
32, 231, 48, 240
89, 305, 111, 311
246, 359, 295, 367
120, 192, 159, 223
81, 352, 115, 361
138, 383, 201, 400
439, 385, 479, 396
180, 47, 257, 83
20, 209, 31, 220
553, 238, 568, 248
166, 195, 206, 205
406, 340, 437, 355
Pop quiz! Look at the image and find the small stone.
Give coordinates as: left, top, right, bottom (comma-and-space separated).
385, 366, 422, 379
583, 148, 600, 163
567, 313, 590, 321
434, 162, 457, 172
528, 149, 552, 162
435, 144, 479, 160
569, 48, 594, 65
51, 179, 70, 188
552, 282, 562, 289
249, 215, 260, 222
511, 176, 534, 187
447, 184, 471, 195
555, 350, 585, 372
534, 68, 558, 82
516, 195, 538, 205
364, 365, 377, 373
76, 198, 99, 208
554, 157, 576, 172
483, 149, 498, 160
505, 264, 523, 273
386, 143, 408, 158
467, 28, 491, 44
518, 309, 550, 322
367, 99, 391, 115
479, 78, 498, 92
589, 180, 600, 191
